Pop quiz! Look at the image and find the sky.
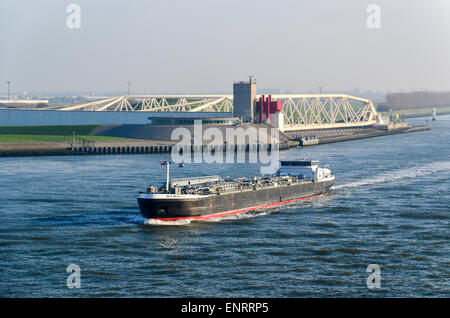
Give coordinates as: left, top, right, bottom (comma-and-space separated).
1, 0, 450, 96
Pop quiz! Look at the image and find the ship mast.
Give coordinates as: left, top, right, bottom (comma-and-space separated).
160, 160, 172, 192
166, 162, 170, 192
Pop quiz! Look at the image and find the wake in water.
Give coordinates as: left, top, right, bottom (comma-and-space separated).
127, 208, 276, 226
332, 160, 450, 190
126, 215, 193, 226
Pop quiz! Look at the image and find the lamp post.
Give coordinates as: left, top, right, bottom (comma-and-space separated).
6, 81, 10, 100
126, 81, 131, 95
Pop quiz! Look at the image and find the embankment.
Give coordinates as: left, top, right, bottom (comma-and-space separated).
318, 125, 430, 144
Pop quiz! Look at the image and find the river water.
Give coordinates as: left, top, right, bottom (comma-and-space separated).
0, 116, 448, 297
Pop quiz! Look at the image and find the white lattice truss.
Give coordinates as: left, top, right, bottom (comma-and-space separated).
60, 95, 234, 112
59, 94, 381, 130
271, 94, 381, 131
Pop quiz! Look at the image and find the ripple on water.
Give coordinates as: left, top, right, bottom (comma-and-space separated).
328, 206, 355, 213
336, 247, 364, 254
400, 212, 448, 220
304, 232, 339, 238
312, 221, 340, 228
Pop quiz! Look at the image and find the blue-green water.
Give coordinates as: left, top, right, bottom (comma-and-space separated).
0, 116, 449, 297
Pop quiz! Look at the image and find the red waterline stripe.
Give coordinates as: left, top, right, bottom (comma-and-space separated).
153, 194, 320, 222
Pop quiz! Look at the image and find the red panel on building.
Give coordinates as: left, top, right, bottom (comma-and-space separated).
270, 100, 282, 113
255, 95, 283, 123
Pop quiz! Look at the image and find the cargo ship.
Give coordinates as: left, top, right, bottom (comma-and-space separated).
137, 160, 334, 221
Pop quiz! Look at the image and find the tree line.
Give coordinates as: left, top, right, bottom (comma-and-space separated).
380, 91, 450, 111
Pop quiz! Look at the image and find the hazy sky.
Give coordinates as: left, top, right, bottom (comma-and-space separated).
1, 0, 449, 95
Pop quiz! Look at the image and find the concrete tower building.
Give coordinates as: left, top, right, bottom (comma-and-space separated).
233, 77, 256, 123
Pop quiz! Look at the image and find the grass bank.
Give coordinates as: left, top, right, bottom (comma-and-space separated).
0, 125, 99, 135
0, 134, 130, 143
0, 125, 131, 143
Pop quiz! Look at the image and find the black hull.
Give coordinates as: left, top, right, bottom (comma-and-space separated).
138, 179, 334, 221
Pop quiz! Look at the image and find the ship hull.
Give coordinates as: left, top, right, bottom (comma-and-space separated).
138, 179, 334, 221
